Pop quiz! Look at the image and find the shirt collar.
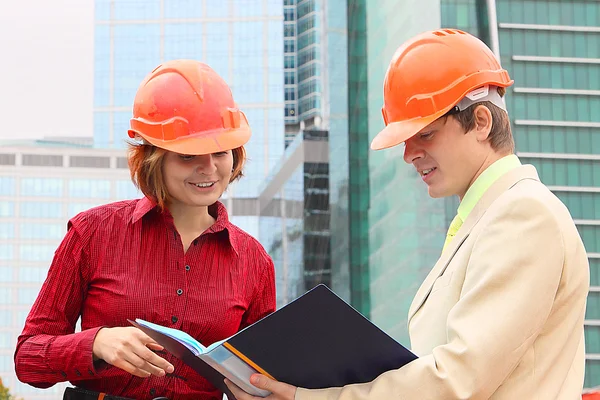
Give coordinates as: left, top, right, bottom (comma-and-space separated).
131, 197, 239, 255
457, 154, 522, 221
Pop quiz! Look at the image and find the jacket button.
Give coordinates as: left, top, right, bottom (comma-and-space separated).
177, 289, 183, 295
171, 316, 178, 323
149, 388, 156, 396
185, 265, 190, 271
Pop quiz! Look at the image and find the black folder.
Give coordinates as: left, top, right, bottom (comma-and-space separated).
132, 284, 417, 399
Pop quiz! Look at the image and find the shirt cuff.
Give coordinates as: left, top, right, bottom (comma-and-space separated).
45, 326, 106, 381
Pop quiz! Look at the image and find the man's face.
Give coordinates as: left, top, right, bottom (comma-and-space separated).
402, 114, 490, 199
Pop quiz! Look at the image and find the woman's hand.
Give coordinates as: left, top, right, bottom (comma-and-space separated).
92, 327, 175, 378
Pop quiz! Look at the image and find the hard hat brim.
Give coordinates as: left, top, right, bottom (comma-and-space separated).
370, 109, 447, 151
130, 126, 251, 155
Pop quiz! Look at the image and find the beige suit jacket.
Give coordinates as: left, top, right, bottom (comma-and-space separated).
296, 165, 589, 400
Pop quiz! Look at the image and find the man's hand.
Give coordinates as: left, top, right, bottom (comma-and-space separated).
225, 374, 297, 400
92, 327, 175, 378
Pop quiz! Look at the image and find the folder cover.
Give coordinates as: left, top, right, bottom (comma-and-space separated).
132, 284, 417, 399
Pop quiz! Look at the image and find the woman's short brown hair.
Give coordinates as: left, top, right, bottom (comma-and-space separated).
128, 144, 246, 210
450, 87, 515, 153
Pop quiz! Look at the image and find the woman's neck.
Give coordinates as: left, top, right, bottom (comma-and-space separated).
167, 202, 216, 235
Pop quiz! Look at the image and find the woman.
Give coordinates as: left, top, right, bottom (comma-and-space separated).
14, 60, 276, 400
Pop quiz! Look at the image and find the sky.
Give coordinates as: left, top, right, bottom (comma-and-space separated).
0, 0, 94, 140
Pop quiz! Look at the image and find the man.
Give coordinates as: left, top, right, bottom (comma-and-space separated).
226, 29, 590, 399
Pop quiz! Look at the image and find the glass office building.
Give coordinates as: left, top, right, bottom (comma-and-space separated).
493, 0, 600, 388
259, 130, 330, 308
333, 1, 600, 389
93, 0, 285, 199
0, 143, 141, 399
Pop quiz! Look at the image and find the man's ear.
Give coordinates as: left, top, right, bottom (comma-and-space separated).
472, 104, 493, 142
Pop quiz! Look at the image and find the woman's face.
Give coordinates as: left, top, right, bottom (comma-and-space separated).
162, 150, 234, 209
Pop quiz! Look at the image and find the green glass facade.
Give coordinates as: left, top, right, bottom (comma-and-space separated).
364, 0, 442, 342
337, 0, 600, 385
494, 0, 600, 388
345, 0, 371, 315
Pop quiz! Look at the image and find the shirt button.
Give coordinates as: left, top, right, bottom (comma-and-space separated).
149, 388, 156, 396
171, 316, 178, 323
177, 289, 183, 295
185, 265, 191, 271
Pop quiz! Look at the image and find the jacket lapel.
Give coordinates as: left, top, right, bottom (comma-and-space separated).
407, 165, 540, 322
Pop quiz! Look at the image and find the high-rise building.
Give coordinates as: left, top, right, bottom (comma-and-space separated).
93, 0, 285, 199
334, 0, 600, 389
284, 0, 340, 147
258, 130, 330, 307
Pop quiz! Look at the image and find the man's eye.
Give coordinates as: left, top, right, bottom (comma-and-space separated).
420, 132, 434, 140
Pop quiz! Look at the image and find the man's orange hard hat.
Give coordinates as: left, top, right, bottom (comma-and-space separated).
128, 59, 251, 155
372, 29, 514, 151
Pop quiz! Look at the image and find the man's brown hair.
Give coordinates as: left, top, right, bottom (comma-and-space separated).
450, 87, 514, 153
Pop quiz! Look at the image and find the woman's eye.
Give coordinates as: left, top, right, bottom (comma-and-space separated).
179, 155, 195, 161
214, 151, 229, 157
420, 132, 434, 140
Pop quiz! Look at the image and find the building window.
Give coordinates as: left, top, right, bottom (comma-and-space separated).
20, 223, 64, 240
284, 71, 296, 85
285, 104, 297, 117
21, 178, 63, 197
0, 310, 11, 327
299, 79, 320, 98
0, 223, 14, 239
19, 245, 56, 262
20, 202, 63, 219
116, 180, 141, 199
285, 88, 297, 101
297, 0, 315, 19
298, 47, 319, 65
0, 202, 14, 217
0, 267, 12, 282
164, 23, 203, 60
68, 203, 105, 217
19, 267, 48, 283
284, 39, 296, 53
0, 245, 13, 260
69, 179, 111, 199
284, 23, 296, 37
284, 55, 296, 68
0, 177, 15, 196
284, 8, 296, 21
298, 63, 319, 82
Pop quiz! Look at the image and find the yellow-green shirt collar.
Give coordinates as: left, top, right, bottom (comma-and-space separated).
457, 154, 521, 221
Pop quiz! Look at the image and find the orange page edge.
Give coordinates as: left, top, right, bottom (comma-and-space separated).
222, 342, 277, 381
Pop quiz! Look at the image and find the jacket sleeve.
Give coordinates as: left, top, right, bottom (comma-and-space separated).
296, 194, 568, 400
14, 213, 105, 387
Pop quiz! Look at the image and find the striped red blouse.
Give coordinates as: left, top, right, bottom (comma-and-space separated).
14, 197, 276, 400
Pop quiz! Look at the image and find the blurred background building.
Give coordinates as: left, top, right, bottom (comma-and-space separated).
258, 129, 330, 308
0, 142, 140, 398
1, 0, 599, 398
338, 0, 600, 388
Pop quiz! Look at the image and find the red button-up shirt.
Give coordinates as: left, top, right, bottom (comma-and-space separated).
15, 198, 276, 400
